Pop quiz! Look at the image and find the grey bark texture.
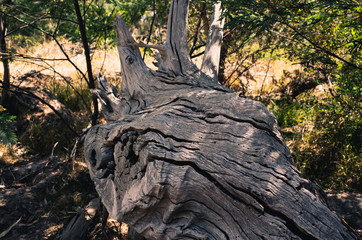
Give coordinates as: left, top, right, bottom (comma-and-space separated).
84, 1, 359, 239
201, 2, 224, 82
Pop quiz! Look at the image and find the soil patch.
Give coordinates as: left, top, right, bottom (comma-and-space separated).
327, 191, 362, 237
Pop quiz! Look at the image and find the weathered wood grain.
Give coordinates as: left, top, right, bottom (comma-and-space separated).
84, 0, 359, 239
201, 2, 224, 82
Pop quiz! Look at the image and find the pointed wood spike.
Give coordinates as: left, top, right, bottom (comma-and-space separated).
113, 15, 152, 99
201, 2, 225, 82
161, 0, 198, 75
113, 15, 137, 48
166, 0, 190, 58
91, 72, 129, 122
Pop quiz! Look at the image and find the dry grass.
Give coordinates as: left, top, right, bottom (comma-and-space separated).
1, 38, 300, 97
2, 38, 122, 81
0, 144, 27, 166
3, 37, 164, 79
223, 58, 302, 94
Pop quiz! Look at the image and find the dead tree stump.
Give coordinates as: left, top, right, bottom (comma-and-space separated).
84, 1, 359, 239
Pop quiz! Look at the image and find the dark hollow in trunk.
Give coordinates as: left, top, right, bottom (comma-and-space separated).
84, 1, 359, 239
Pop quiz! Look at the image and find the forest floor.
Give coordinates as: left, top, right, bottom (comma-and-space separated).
0, 152, 129, 239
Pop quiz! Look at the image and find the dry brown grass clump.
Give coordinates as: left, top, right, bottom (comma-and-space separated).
3, 39, 121, 79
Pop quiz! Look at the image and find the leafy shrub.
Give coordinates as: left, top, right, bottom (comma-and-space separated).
267, 97, 315, 128
294, 104, 361, 192
0, 106, 17, 146
267, 89, 361, 192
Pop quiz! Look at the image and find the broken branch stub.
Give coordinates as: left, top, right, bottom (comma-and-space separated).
85, 1, 359, 239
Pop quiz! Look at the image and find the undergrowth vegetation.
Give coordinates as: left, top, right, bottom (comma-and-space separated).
0, 105, 17, 147
267, 92, 361, 191
47, 79, 92, 113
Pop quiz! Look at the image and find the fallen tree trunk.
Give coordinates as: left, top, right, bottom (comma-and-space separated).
84, 1, 359, 239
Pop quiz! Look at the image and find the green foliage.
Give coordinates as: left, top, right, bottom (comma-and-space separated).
268, 98, 314, 128
4, 0, 117, 47
267, 92, 361, 192
0, 106, 17, 146
112, 0, 151, 25
111, 0, 170, 47
221, 0, 361, 69
52, 0, 117, 45
219, 0, 361, 192
112, 0, 169, 25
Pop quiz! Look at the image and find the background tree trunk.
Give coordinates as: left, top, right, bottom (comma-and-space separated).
0, 1, 11, 108
73, 0, 98, 126
84, 1, 359, 239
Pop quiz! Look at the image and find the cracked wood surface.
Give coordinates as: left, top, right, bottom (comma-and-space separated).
84, 0, 359, 239
201, 2, 224, 82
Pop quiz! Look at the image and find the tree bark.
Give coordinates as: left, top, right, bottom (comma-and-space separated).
73, 0, 98, 126
201, 2, 224, 82
84, 1, 359, 239
0, 2, 10, 108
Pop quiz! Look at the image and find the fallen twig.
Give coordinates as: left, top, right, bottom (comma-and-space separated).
0, 217, 22, 239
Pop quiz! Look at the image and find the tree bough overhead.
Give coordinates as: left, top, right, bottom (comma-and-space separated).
84, 0, 358, 239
